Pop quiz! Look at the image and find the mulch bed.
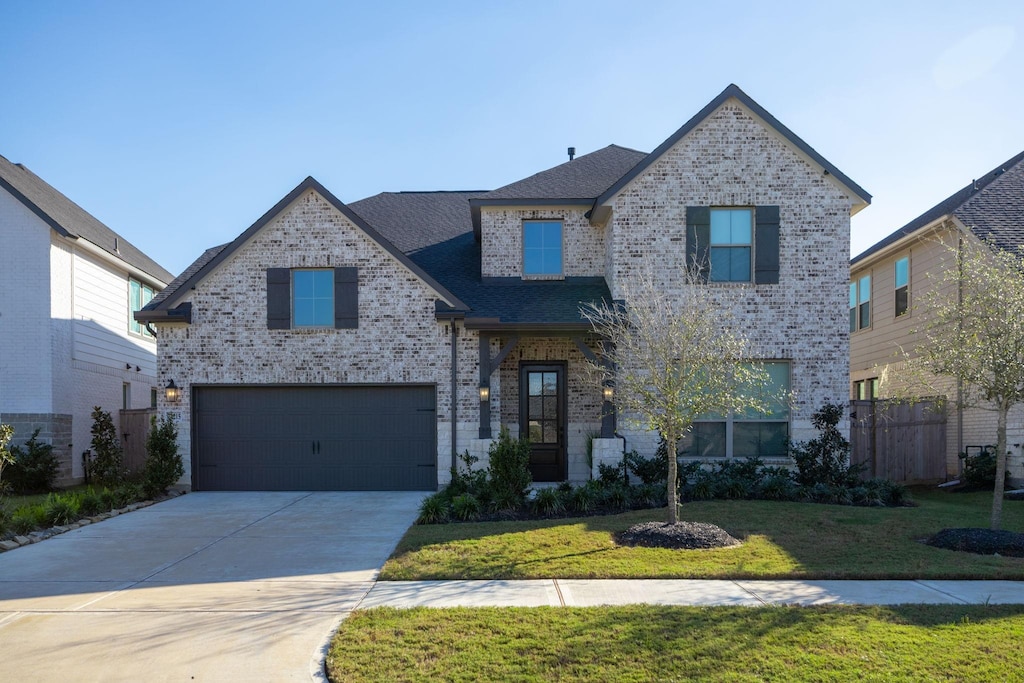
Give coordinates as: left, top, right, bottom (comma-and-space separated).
925, 528, 1024, 557
616, 521, 742, 550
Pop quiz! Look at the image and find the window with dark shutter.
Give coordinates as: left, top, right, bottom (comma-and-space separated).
267, 268, 291, 329
334, 267, 358, 329
686, 206, 710, 282
754, 205, 780, 284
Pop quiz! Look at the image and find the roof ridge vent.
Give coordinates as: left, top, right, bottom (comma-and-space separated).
568, 147, 576, 161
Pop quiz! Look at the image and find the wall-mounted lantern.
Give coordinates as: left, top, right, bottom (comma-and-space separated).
479, 385, 490, 402
165, 380, 181, 402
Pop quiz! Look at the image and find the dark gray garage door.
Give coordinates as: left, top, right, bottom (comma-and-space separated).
193, 385, 436, 491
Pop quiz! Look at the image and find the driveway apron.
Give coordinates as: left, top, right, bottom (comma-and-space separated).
0, 491, 424, 682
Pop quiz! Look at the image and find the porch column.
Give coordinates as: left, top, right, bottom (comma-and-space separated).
479, 333, 491, 439
601, 339, 617, 438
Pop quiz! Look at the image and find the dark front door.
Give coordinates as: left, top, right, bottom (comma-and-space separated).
519, 363, 567, 481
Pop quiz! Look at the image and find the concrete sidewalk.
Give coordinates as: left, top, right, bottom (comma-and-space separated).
360, 579, 1024, 608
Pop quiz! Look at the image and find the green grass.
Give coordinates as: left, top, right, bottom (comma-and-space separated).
381, 488, 1024, 580
327, 604, 1024, 682
0, 485, 90, 513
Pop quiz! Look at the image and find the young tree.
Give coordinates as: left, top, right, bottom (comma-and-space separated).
0, 423, 14, 491
580, 272, 771, 524
913, 236, 1024, 530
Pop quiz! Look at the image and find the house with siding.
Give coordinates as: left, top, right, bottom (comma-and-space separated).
850, 149, 1024, 482
139, 84, 870, 491
0, 155, 173, 485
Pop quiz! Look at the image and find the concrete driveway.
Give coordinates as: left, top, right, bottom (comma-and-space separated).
0, 491, 424, 682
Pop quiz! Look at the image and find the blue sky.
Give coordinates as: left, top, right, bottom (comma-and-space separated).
2, 1, 1022, 277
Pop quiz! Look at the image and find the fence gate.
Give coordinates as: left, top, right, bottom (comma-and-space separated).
849, 398, 947, 483
120, 408, 156, 476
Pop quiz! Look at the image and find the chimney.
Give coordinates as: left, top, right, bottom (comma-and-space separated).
568, 147, 576, 161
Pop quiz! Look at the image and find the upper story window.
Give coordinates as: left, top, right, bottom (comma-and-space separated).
523, 220, 563, 277
686, 206, 779, 284
292, 269, 335, 327
894, 256, 909, 317
709, 208, 753, 282
850, 274, 871, 332
129, 278, 154, 337
266, 267, 358, 330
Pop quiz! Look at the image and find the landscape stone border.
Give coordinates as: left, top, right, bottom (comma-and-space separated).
0, 490, 187, 552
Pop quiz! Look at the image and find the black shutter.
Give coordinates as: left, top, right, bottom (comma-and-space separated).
754, 205, 780, 284
334, 267, 358, 329
267, 268, 291, 329
686, 206, 710, 283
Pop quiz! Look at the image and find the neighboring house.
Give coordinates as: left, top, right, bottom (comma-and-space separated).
0, 155, 173, 485
139, 84, 869, 492
850, 150, 1024, 481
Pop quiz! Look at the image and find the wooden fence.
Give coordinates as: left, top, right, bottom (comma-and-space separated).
120, 408, 156, 476
849, 398, 947, 484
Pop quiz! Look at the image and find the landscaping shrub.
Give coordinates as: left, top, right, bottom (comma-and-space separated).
790, 403, 865, 488
570, 484, 596, 513
76, 488, 105, 516
143, 413, 184, 498
625, 448, 667, 485
486, 427, 531, 509
0, 423, 14, 494
601, 483, 631, 510
451, 493, 481, 521
597, 461, 626, 486
89, 407, 125, 487
114, 483, 143, 508
11, 504, 46, 534
532, 487, 564, 516
6, 428, 60, 494
959, 447, 1010, 489
99, 487, 119, 511
417, 492, 450, 524
43, 492, 80, 526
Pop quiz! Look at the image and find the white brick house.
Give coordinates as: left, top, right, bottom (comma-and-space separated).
140, 84, 870, 491
0, 155, 173, 485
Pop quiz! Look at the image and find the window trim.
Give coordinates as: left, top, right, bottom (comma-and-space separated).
291, 268, 335, 328
850, 273, 871, 332
708, 207, 754, 283
680, 360, 791, 459
522, 219, 564, 280
128, 278, 155, 339
894, 256, 909, 317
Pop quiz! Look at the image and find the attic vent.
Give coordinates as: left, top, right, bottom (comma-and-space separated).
568, 147, 576, 161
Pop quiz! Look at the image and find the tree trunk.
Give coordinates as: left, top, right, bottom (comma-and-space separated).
991, 405, 1009, 530
666, 429, 678, 525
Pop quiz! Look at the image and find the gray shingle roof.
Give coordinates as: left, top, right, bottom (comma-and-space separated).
852, 150, 1024, 264
146, 243, 229, 309
0, 154, 174, 284
477, 145, 647, 201
351, 191, 610, 325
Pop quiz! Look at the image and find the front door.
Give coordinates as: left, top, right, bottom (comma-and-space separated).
519, 363, 567, 481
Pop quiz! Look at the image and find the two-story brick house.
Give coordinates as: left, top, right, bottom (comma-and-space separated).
139, 84, 870, 491
0, 154, 173, 484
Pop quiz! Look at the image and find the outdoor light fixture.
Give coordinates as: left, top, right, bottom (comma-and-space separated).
603, 386, 614, 402
479, 385, 490, 401
165, 380, 180, 402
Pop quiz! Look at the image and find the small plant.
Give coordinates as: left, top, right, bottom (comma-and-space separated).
570, 485, 596, 513
77, 488, 105, 516
597, 461, 626, 486
89, 407, 125, 487
790, 403, 865, 488
11, 504, 46, 534
486, 427, 532, 509
99, 487, 118, 511
43, 492, 80, 526
143, 414, 184, 498
760, 473, 797, 501
416, 492, 450, 525
624, 449, 668, 485
960, 447, 1009, 489
602, 483, 631, 510
532, 487, 564, 516
451, 493, 481, 521
6, 428, 60, 494
632, 483, 666, 508
0, 423, 14, 493
114, 483, 143, 508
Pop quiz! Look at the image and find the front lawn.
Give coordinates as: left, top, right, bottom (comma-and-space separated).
327, 604, 1024, 682
381, 488, 1024, 580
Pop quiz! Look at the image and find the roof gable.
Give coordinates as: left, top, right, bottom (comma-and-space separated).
851, 149, 1024, 265
592, 84, 871, 218
0, 154, 173, 284
151, 177, 468, 312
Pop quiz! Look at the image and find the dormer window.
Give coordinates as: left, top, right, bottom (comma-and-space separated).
523, 220, 563, 278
